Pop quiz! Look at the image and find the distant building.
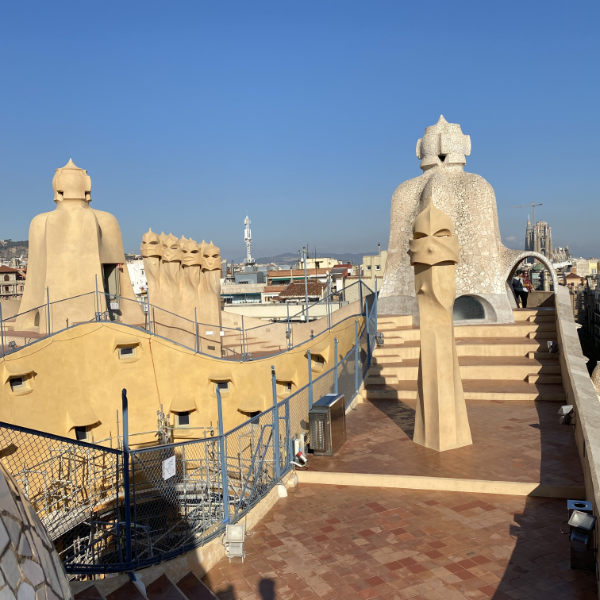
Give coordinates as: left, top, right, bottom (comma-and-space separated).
299, 256, 339, 270
235, 266, 266, 285
267, 268, 330, 286
0, 266, 26, 301
553, 246, 571, 262
278, 281, 327, 303
127, 259, 147, 300
573, 259, 591, 277
524, 219, 571, 264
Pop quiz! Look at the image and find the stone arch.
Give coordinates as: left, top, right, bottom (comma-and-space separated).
504, 251, 559, 291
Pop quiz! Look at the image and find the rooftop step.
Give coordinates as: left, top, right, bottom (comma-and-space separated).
366, 380, 566, 402
177, 573, 218, 599
378, 316, 413, 330
374, 338, 552, 360
512, 307, 556, 321
106, 581, 148, 600
74, 585, 108, 600
146, 574, 188, 600
527, 373, 563, 384
370, 357, 560, 382
387, 323, 557, 343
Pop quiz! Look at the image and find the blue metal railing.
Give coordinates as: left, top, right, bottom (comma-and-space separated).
0, 291, 377, 574
0, 280, 373, 362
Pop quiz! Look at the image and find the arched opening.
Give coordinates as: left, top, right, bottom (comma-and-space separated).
506, 252, 557, 309
34, 311, 40, 327
453, 296, 486, 321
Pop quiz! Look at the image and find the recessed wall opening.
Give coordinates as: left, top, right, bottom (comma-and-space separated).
453, 296, 485, 320
74, 427, 88, 442
9, 377, 26, 392
177, 411, 190, 427
34, 311, 40, 327
118, 346, 137, 359
215, 381, 229, 392
310, 354, 326, 372
277, 381, 293, 397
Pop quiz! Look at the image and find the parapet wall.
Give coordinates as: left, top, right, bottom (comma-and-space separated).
555, 285, 600, 591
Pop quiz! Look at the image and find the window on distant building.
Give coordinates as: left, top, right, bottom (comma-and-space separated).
375, 265, 380, 271
3, 275, 8, 281
215, 381, 229, 392
366, 265, 371, 271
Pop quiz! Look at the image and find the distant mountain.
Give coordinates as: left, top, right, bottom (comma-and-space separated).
250, 251, 378, 265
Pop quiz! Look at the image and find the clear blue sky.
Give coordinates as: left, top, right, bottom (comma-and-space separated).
1, 1, 598, 260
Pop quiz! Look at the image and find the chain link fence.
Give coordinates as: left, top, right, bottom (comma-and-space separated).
0, 291, 377, 574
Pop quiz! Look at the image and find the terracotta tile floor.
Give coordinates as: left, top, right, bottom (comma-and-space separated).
204, 485, 597, 600
308, 400, 583, 486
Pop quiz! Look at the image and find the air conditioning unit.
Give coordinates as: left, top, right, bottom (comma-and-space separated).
309, 394, 346, 456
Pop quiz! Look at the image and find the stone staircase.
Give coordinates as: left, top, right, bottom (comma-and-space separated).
73, 571, 217, 600
366, 306, 566, 402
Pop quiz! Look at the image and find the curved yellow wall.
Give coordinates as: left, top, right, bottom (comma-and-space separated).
0, 315, 362, 446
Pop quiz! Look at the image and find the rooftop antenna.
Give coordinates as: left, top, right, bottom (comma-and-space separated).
243, 214, 255, 266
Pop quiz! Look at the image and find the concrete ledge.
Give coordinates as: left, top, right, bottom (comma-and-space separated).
297, 470, 585, 499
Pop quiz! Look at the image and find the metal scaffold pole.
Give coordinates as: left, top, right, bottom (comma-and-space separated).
217, 387, 230, 522
354, 320, 359, 397
334, 337, 339, 395
121, 389, 132, 566
271, 366, 280, 480
95, 274, 100, 321
307, 350, 314, 410
46, 287, 51, 335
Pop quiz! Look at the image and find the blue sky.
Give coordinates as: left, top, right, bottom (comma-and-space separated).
1, 1, 598, 260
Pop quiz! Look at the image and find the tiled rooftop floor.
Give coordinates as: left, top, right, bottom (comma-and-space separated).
308, 400, 583, 486
204, 485, 597, 600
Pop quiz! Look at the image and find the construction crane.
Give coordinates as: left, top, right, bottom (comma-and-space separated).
512, 202, 543, 226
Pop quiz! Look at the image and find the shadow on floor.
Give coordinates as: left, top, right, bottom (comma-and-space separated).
490, 402, 596, 599
209, 578, 276, 600
369, 398, 416, 440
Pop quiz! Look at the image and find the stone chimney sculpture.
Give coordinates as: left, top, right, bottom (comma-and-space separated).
408, 196, 473, 452
198, 241, 222, 333
140, 231, 222, 355
19, 159, 141, 330
380, 116, 555, 324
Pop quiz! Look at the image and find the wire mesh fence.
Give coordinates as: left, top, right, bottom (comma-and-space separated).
0, 422, 123, 573
0, 291, 377, 574
1, 281, 373, 361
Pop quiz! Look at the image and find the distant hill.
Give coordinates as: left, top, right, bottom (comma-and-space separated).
0, 240, 28, 261
250, 251, 378, 265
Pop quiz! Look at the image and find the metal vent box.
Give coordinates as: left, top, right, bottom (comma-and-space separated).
309, 393, 346, 456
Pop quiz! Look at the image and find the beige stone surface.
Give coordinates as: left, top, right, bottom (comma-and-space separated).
0, 315, 360, 441
141, 232, 222, 355
0, 463, 73, 599
18, 159, 141, 328
381, 116, 556, 323
409, 199, 472, 452
297, 470, 585, 498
